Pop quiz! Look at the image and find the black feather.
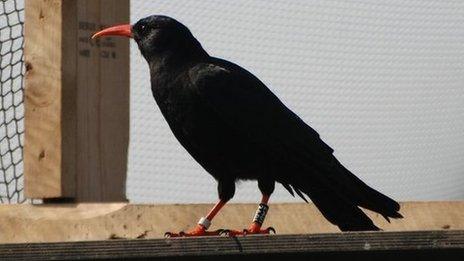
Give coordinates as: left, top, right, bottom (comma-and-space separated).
282, 183, 295, 197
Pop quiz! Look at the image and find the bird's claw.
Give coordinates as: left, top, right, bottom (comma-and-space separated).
244, 226, 276, 235
265, 227, 276, 234
219, 229, 232, 237
267, 226, 276, 234
219, 226, 276, 237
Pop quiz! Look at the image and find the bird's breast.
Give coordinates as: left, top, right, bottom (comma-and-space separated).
150, 79, 268, 180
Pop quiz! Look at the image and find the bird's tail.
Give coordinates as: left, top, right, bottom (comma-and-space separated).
331, 160, 403, 222
287, 158, 402, 231
307, 187, 380, 231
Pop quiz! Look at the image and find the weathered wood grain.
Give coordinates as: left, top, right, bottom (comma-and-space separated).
0, 202, 462, 243
24, 0, 129, 201
25, 0, 74, 198
0, 230, 462, 260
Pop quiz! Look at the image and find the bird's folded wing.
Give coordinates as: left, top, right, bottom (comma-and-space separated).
188, 62, 335, 171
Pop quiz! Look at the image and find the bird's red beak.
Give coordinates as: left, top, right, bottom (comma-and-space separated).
91, 24, 133, 39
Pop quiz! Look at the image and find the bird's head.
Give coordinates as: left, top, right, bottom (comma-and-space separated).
92, 15, 207, 64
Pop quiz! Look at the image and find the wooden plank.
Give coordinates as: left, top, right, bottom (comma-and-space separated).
24, 0, 74, 198
0, 230, 463, 261
0, 202, 462, 243
96, 0, 130, 201
24, 0, 129, 201
60, 1, 78, 200
75, 0, 129, 201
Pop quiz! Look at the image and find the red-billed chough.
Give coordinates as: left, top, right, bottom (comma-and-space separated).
92, 15, 402, 237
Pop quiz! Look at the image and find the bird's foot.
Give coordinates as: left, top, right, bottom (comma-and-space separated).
164, 224, 223, 238
220, 223, 275, 237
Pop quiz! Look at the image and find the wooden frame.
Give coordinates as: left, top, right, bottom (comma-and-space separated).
24, 0, 130, 202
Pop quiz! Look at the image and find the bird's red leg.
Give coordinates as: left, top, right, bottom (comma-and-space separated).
223, 194, 275, 236
165, 200, 227, 237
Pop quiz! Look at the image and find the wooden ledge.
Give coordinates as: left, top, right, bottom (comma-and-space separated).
1, 230, 463, 260
0, 201, 463, 243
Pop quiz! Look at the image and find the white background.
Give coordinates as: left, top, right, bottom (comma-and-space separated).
127, 0, 464, 203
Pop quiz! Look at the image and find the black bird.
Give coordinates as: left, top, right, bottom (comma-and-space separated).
92, 15, 402, 236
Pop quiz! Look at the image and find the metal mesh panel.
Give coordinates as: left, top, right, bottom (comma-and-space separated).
0, 0, 25, 203
128, 0, 464, 203
0, 0, 463, 204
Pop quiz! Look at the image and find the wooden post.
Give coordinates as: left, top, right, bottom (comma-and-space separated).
24, 0, 129, 202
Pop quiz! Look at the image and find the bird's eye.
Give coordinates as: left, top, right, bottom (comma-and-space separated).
138, 24, 149, 35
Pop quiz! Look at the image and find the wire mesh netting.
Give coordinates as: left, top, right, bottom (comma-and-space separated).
0, 0, 25, 203
128, 0, 464, 203
0, 0, 463, 205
